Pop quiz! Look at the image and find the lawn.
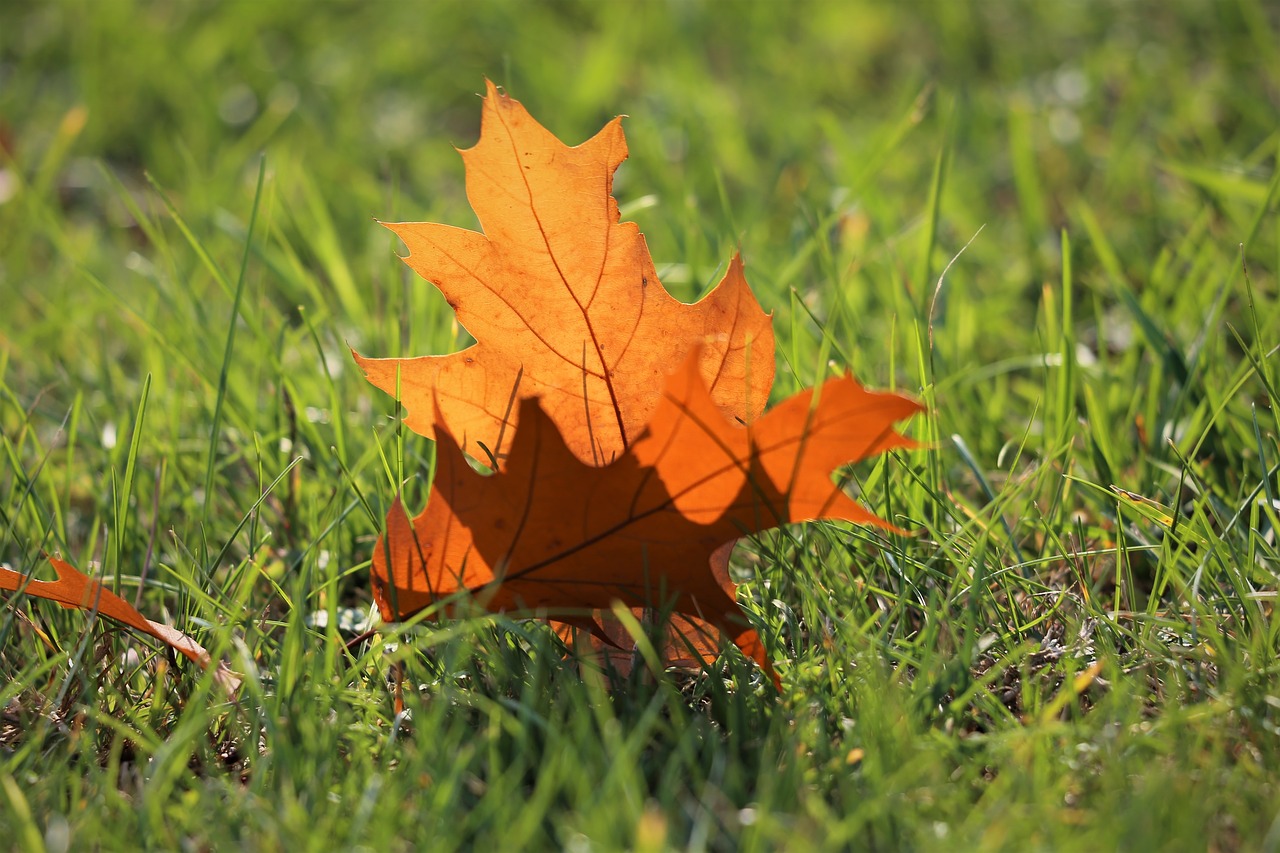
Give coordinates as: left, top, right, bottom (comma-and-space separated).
2, 1, 1279, 849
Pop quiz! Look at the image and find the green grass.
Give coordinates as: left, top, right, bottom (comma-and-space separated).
3, 0, 1280, 849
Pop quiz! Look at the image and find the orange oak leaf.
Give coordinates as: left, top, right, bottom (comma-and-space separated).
1, 557, 241, 695
371, 347, 922, 684
354, 81, 774, 467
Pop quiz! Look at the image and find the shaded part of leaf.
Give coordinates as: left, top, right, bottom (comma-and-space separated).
371, 347, 920, 686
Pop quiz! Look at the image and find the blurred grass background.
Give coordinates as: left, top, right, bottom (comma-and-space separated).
2, 1, 1280, 849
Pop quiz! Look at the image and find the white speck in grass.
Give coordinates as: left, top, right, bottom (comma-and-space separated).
1054, 68, 1089, 105
278, 436, 293, 454
617, 194, 658, 219
1161, 419, 1190, 446
101, 421, 118, 449
218, 84, 259, 127
319, 347, 346, 377
0, 169, 15, 205
1049, 108, 1082, 145
655, 263, 691, 285
373, 92, 421, 148
738, 807, 758, 826
1075, 342, 1098, 368
124, 251, 157, 277
44, 814, 70, 853
307, 607, 377, 637
119, 647, 141, 674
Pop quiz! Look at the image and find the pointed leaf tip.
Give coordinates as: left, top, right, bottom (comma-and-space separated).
357, 81, 775, 467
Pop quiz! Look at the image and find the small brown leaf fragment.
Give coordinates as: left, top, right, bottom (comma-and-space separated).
0, 558, 241, 696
